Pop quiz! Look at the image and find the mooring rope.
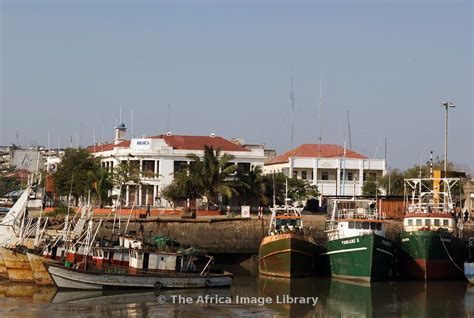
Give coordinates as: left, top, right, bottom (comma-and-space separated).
439, 231, 464, 273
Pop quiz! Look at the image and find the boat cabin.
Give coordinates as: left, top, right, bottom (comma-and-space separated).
403, 214, 455, 233
326, 199, 386, 240
272, 215, 302, 234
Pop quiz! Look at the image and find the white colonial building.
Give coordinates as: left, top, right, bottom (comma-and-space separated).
263, 144, 386, 196
87, 123, 267, 207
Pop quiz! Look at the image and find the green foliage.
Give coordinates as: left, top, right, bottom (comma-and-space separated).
111, 160, 141, 204
379, 159, 463, 195
379, 169, 405, 195
185, 146, 239, 208
53, 148, 114, 206
54, 148, 101, 203
362, 178, 381, 196
262, 173, 319, 206
236, 166, 268, 206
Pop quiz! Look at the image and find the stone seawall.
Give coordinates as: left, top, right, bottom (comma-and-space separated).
97, 215, 474, 255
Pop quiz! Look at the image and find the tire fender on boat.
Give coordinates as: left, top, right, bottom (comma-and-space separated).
205, 279, 212, 287
154, 281, 162, 290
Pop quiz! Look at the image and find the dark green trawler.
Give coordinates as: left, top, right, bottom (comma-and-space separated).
259, 203, 318, 278
320, 199, 394, 282
399, 177, 465, 280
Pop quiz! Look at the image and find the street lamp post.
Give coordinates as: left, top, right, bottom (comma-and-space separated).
441, 101, 455, 178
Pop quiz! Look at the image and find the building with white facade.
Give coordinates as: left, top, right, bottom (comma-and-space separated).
87, 123, 268, 207
263, 144, 386, 196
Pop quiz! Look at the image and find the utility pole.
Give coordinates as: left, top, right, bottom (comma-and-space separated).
441, 101, 455, 177
290, 76, 295, 149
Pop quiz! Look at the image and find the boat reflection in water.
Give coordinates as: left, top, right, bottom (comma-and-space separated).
0, 282, 56, 307
256, 275, 469, 317
0, 275, 471, 316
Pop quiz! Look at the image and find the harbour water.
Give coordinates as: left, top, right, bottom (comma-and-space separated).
1, 266, 473, 317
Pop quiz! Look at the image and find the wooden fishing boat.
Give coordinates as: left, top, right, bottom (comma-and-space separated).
46, 248, 233, 289
259, 203, 318, 278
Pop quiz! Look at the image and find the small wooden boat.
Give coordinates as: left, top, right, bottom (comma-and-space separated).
45, 262, 232, 290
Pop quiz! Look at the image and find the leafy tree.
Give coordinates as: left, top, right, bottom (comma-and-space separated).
379, 169, 405, 195
111, 160, 141, 205
262, 173, 319, 206
160, 171, 201, 208
88, 167, 113, 207
54, 148, 101, 204
362, 178, 381, 196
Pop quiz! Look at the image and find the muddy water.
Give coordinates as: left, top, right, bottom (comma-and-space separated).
0, 267, 472, 317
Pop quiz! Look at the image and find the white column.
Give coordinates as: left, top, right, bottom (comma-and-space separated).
359, 159, 364, 196
312, 158, 318, 186
289, 157, 293, 178
336, 159, 341, 196
154, 160, 158, 177
125, 185, 130, 206
153, 185, 158, 207
138, 185, 142, 206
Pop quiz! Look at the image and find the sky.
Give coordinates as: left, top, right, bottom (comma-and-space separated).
1, 0, 472, 172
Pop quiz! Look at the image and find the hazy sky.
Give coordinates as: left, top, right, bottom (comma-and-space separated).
1, 1, 472, 172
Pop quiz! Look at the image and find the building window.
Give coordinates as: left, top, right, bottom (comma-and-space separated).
434, 219, 440, 226
174, 161, 187, 174
408, 219, 413, 226
321, 171, 329, 180
302, 171, 307, 180
416, 219, 422, 226
443, 219, 449, 226
348, 172, 353, 181
237, 162, 251, 174
424, 219, 430, 226
293, 171, 298, 178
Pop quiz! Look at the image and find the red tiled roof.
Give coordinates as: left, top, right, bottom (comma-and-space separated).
265, 144, 368, 165
87, 135, 248, 153
149, 135, 249, 152
4, 169, 30, 179
86, 140, 130, 153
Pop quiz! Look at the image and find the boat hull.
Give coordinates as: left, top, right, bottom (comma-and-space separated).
46, 264, 233, 290
26, 252, 56, 286
0, 247, 35, 283
399, 231, 465, 280
0, 249, 7, 278
258, 232, 317, 278
320, 234, 394, 282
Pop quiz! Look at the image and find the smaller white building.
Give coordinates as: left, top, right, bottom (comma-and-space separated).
263, 144, 386, 196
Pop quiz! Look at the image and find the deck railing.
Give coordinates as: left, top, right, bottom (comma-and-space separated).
336, 208, 385, 220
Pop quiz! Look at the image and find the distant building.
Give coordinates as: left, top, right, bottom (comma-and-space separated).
263, 144, 386, 196
87, 123, 268, 207
0, 146, 45, 173
230, 138, 277, 161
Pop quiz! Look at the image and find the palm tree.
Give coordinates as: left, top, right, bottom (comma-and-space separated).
186, 146, 238, 210
237, 166, 268, 206
88, 167, 113, 208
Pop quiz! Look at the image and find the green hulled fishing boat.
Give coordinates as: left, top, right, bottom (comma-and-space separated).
399, 177, 465, 280
320, 199, 394, 282
259, 203, 318, 278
